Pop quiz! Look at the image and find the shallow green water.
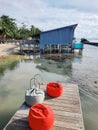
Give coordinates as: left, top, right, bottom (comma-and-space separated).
0, 45, 98, 130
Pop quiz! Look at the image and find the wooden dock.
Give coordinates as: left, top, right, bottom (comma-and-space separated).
3, 83, 85, 130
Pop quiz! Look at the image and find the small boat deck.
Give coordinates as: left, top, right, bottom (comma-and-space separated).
3, 83, 85, 130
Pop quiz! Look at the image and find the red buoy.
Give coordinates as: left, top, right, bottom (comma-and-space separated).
28, 103, 54, 130
46, 82, 63, 97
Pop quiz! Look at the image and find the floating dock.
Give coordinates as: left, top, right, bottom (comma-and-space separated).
3, 83, 85, 130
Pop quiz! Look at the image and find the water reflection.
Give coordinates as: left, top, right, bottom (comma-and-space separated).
36, 54, 82, 77
0, 67, 5, 77
0, 88, 10, 100
72, 53, 82, 63
0, 55, 20, 78
8, 61, 19, 70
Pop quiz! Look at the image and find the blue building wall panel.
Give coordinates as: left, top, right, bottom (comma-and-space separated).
40, 24, 77, 49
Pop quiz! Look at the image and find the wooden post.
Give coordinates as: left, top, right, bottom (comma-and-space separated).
20, 42, 23, 54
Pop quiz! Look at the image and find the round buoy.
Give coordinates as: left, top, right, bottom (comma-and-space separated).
46, 82, 63, 97
28, 103, 54, 130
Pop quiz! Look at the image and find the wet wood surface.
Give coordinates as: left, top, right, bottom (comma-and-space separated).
3, 83, 85, 130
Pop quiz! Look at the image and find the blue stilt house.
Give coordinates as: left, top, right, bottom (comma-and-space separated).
40, 24, 79, 53
19, 24, 83, 54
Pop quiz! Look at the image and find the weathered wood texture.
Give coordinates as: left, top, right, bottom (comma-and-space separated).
3, 83, 85, 130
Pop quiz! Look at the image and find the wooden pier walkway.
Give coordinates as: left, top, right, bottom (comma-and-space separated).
3, 83, 85, 130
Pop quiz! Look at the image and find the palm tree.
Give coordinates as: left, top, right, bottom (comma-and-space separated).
18, 23, 31, 39
31, 25, 41, 36
0, 15, 42, 40
0, 15, 18, 39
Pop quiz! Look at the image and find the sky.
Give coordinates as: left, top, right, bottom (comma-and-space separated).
0, 0, 98, 39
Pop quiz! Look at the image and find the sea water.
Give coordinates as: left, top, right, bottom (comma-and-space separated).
0, 44, 98, 130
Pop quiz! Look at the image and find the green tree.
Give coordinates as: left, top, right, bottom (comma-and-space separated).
0, 15, 18, 39
0, 15, 42, 40
31, 25, 41, 36
18, 23, 31, 39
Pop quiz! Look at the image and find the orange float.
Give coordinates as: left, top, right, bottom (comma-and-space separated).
46, 82, 63, 97
28, 103, 54, 130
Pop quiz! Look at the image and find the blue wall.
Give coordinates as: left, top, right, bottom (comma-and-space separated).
40, 24, 77, 49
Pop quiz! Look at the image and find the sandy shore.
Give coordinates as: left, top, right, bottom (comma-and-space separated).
0, 43, 19, 58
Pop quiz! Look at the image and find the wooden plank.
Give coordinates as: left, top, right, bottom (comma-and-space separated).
3, 83, 85, 130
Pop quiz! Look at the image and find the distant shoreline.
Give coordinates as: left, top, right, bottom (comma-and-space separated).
84, 42, 98, 46
81, 38, 98, 47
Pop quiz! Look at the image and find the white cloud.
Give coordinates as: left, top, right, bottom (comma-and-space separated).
46, 0, 98, 13
0, 0, 98, 39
